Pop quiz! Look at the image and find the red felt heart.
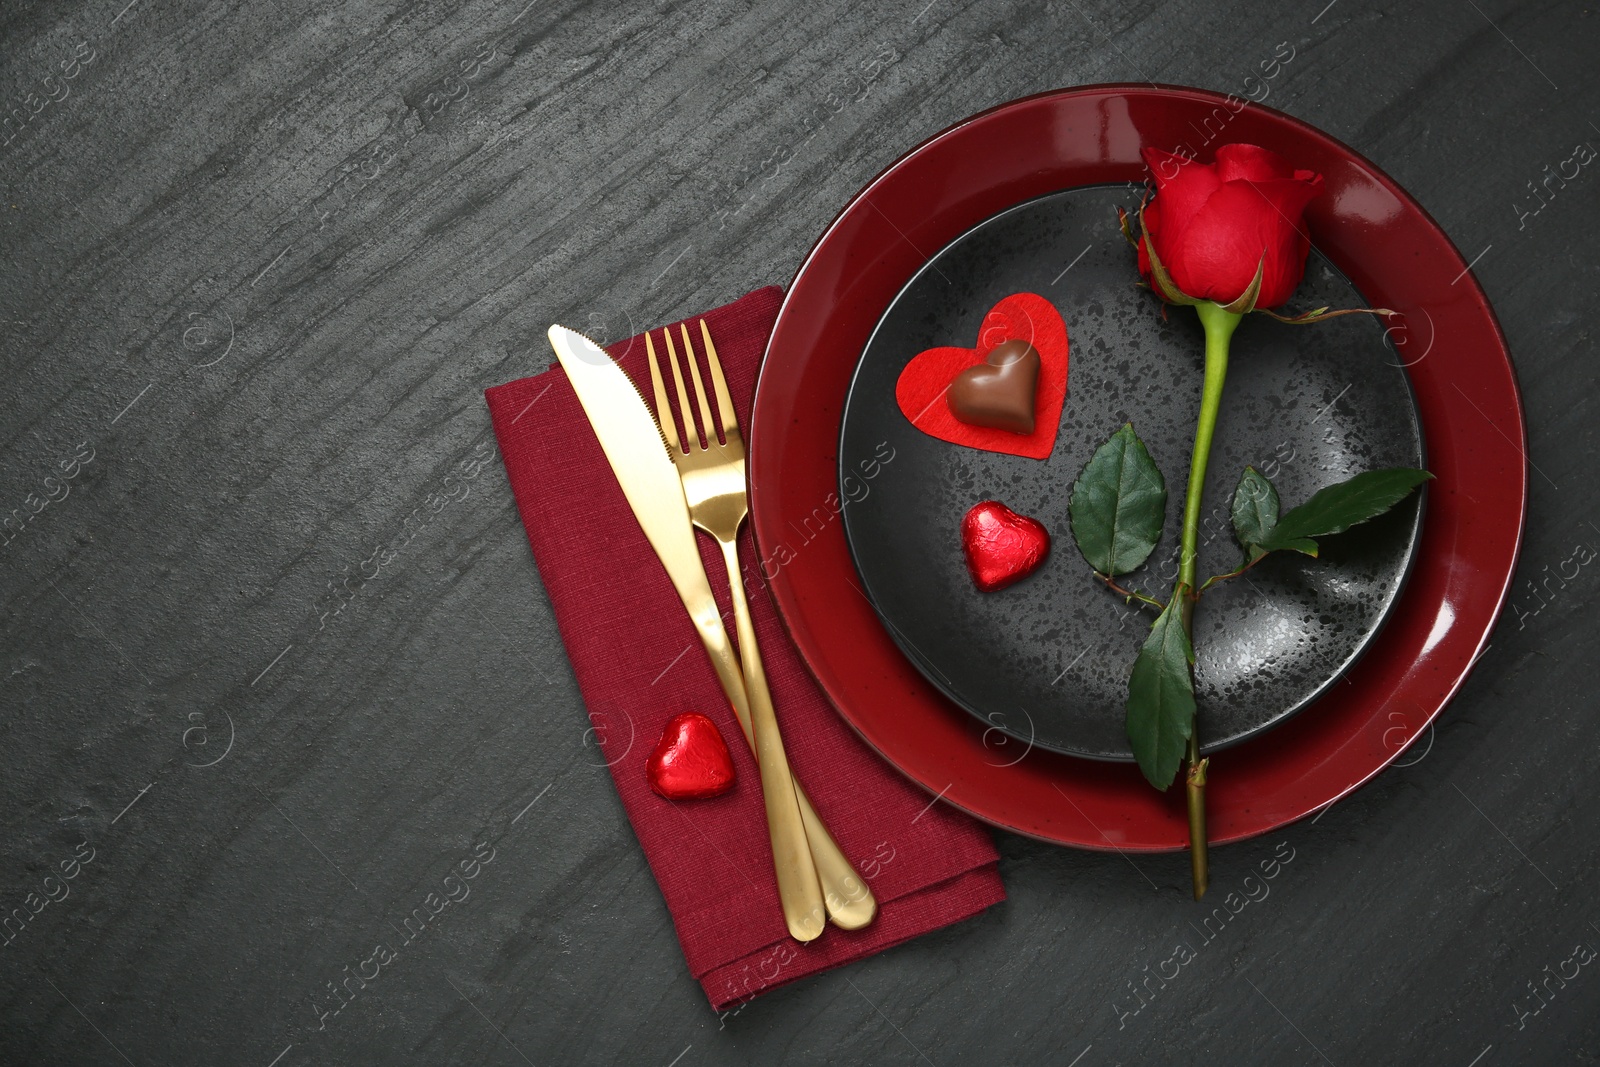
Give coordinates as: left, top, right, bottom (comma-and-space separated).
894, 292, 1069, 460
962, 500, 1051, 592
647, 712, 736, 800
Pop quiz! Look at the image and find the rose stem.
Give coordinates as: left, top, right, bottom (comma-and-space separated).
1176, 299, 1242, 901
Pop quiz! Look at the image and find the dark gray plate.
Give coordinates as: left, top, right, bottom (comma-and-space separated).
838, 186, 1426, 761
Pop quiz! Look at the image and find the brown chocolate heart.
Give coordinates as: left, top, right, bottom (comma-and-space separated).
946, 339, 1041, 434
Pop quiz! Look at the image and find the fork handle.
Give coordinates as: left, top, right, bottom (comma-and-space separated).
690, 551, 825, 942
716, 539, 878, 931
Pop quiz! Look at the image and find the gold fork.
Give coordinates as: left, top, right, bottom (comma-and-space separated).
647, 320, 877, 932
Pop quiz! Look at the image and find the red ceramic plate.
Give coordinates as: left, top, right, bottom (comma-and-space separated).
748, 85, 1526, 851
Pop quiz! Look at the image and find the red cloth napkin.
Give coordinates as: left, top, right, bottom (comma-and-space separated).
485, 287, 1004, 1011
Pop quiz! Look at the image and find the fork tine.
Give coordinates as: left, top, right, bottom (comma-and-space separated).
698, 319, 738, 440
679, 323, 719, 447
663, 324, 700, 449
645, 331, 681, 453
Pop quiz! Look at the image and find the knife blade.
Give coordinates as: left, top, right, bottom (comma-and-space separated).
546, 325, 707, 601
545, 324, 827, 941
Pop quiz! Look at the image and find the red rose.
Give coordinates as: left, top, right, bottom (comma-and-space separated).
1138, 144, 1324, 309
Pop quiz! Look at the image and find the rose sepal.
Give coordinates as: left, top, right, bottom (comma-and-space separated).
1140, 232, 1202, 307
1216, 258, 1266, 316
1116, 205, 1139, 249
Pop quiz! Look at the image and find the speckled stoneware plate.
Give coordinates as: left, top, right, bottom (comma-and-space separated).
837, 186, 1425, 760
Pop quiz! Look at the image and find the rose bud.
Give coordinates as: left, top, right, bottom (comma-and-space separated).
1137, 144, 1324, 310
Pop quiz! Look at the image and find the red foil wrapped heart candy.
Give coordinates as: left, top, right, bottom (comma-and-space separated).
647, 712, 736, 800
961, 501, 1051, 592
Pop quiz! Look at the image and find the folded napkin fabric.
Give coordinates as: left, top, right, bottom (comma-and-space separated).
485, 286, 1004, 1011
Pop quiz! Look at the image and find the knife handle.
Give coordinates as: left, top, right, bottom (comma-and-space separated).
685, 560, 876, 931
688, 573, 825, 942
795, 775, 878, 930
713, 540, 877, 931
697, 610, 877, 929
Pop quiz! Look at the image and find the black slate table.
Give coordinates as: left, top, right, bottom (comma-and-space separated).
2, 1, 1595, 1063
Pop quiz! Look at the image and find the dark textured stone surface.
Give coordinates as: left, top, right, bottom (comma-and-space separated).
0, 1, 1595, 1063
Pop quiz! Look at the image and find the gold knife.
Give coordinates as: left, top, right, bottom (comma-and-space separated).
547, 324, 826, 943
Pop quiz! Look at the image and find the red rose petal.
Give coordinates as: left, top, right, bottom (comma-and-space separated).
1213, 143, 1297, 183
1142, 146, 1220, 255
1171, 175, 1324, 307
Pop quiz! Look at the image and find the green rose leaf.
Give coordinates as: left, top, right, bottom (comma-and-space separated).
1069, 423, 1167, 577
1126, 594, 1196, 790
1230, 466, 1317, 560
1262, 535, 1320, 558
1257, 467, 1433, 551
1230, 466, 1279, 552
